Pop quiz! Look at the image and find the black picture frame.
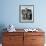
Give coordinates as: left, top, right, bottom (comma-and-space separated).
19, 5, 34, 23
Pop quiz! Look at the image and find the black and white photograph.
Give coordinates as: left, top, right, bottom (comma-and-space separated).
19, 5, 34, 23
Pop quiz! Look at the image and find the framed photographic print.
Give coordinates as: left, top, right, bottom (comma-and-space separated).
19, 5, 34, 23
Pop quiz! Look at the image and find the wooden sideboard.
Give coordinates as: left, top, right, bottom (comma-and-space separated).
2, 29, 45, 46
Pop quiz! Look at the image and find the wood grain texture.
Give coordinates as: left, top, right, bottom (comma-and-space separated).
24, 32, 45, 46
2, 30, 45, 46
2, 32, 23, 46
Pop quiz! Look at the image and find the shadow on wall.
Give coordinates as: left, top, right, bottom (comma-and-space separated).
0, 24, 7, 43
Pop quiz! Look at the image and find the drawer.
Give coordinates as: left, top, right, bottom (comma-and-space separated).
3, 43, 23, 46
3, 36, 23, 41
3, 37, 23, 46
24, 32, 44, 36
31, 44, 44, 46
3, 43, 22, 46
3, 36, 23, 43
3, 32, 23, 36
24, 36, 32, 40
32, 36, 45, 44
